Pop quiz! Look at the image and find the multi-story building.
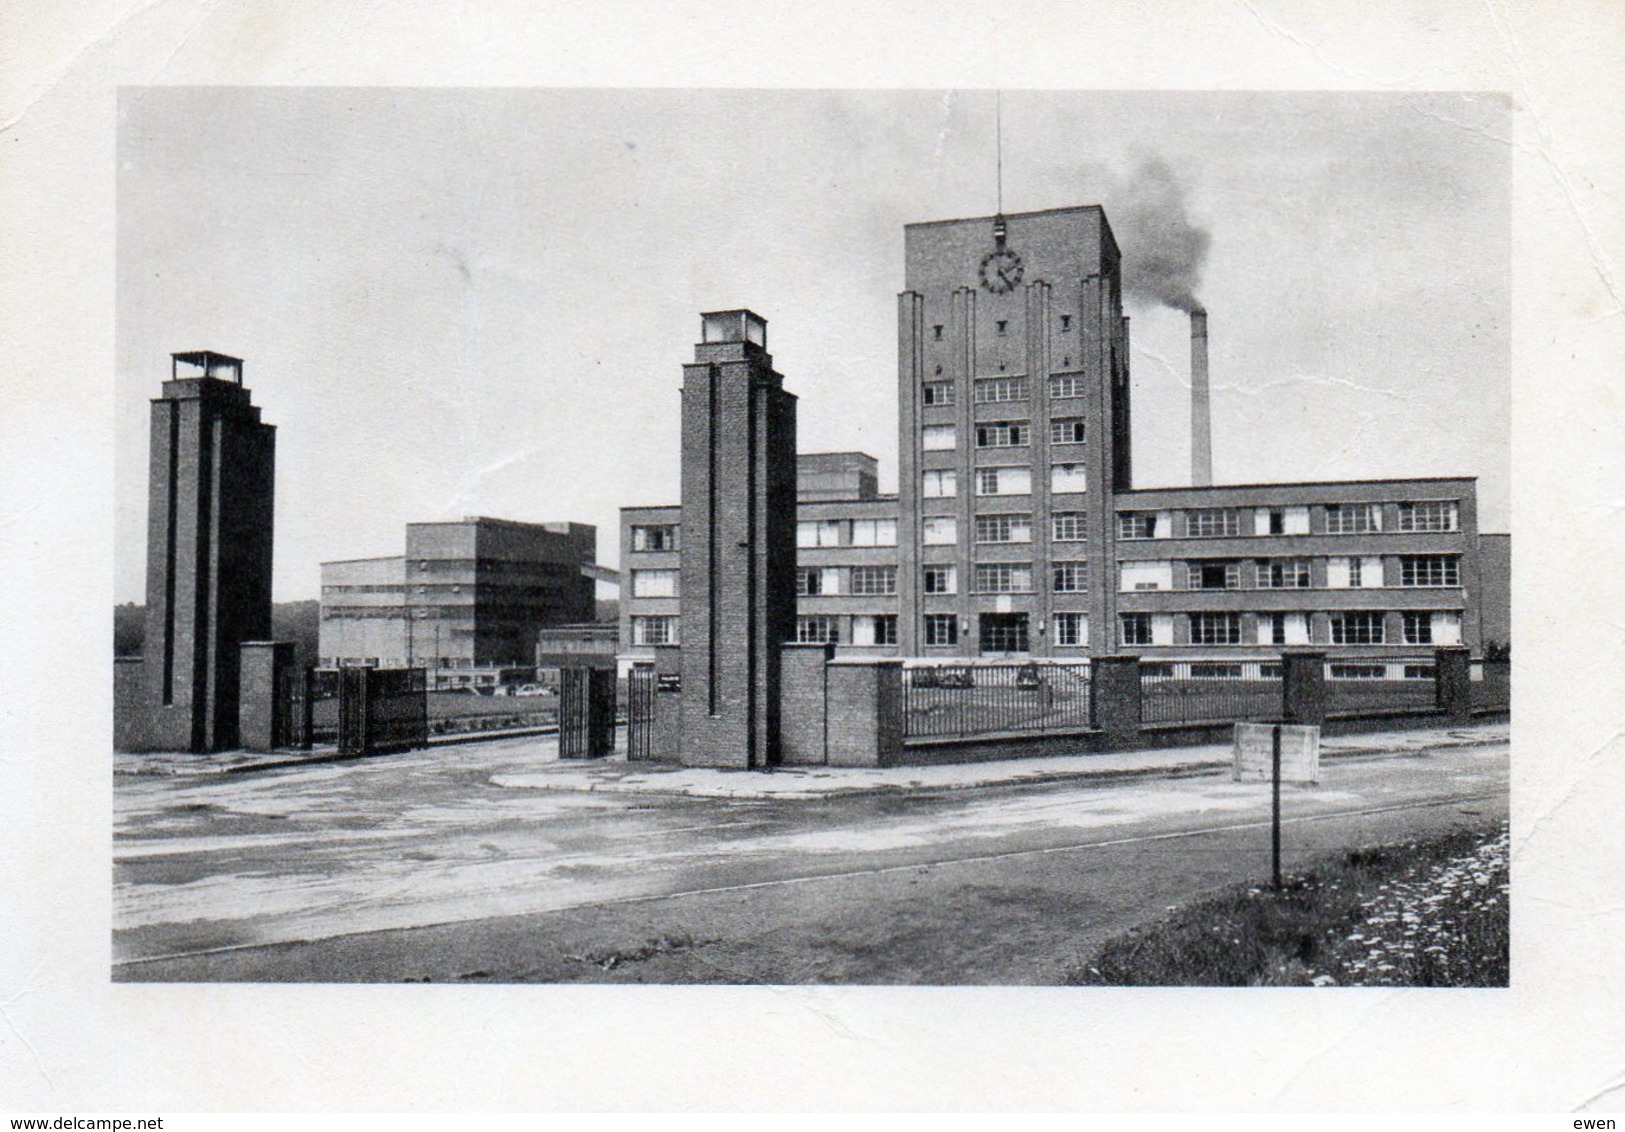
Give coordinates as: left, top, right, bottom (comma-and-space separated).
617, 203, 1507, 670
618, 452, 901, 672
320, 516, 596, 689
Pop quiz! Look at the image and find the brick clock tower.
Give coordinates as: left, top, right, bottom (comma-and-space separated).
676, 311, 798, 768
896, 206, 1132, 659
138, 351, 276, 752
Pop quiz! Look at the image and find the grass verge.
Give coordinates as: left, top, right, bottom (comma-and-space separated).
1066, 820, 1509, 987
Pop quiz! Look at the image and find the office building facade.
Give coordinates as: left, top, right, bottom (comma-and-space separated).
617, 204, 1504, 669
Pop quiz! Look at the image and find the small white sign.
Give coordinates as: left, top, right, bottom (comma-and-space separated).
1233, 722, 1321, 783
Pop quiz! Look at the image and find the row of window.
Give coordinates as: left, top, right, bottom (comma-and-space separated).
1117, 500, 1460, 540
922, 418, 1086, 451
919, 612, 1090, 648
922, 464, 1088, 497
795, 615, 900, 646
796, 518, 898, 549
958, 512, 1089, 544
1120, 610, 1461, 647
636, 610, 1457, 650
1120, 554, 1462, 592
798, 565, 898, 596
923, 373, 1094, 407
931, 561, 1091, 595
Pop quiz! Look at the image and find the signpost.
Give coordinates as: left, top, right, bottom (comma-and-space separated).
1234, 722, 1322, 890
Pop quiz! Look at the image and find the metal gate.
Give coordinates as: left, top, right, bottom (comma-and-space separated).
626, 664, 655, 761
337, 666, 428, 756
273, 664, 313, 749
559, 667, 616, 759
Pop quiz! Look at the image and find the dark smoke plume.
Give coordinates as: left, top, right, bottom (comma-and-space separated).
1104, 157, 1210, 314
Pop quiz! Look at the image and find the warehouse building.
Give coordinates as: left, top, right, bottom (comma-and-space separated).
618, 203, 1508, 669
321, 516, 596, 690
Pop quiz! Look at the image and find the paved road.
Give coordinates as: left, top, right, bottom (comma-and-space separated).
113, 735, 1508, 983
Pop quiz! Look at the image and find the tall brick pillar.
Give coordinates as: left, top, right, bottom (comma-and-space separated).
1282, 651, 1327, 726
127, 351, 276, 753
1434, 646, 1473, 721
677, 311, 798, 768
1090, 655, 1143, 749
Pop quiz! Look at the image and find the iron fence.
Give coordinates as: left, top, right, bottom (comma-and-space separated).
902, 662, 1092, 739
1139, 660, 1283, 725
1323, 657, 1439, 715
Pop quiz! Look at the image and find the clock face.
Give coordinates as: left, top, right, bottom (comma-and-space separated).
979, 248, 1025, 294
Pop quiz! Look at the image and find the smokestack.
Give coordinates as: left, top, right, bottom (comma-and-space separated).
1190, 309, 1212, 486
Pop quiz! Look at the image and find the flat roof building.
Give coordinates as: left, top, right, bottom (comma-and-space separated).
618, 203, 1507, 669
321, 516, 596, 687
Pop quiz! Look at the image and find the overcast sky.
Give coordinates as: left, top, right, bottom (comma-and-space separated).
116, 89, 1510, 603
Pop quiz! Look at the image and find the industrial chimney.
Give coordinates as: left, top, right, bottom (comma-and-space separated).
1190, 309, 1212, 486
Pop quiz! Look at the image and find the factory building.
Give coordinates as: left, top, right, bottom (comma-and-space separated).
618, 203, 1507, 668
320, 516, 596, 689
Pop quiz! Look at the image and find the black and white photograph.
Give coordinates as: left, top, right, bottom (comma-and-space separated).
5, 0, 1624, 1117
109, 87, 1512, 989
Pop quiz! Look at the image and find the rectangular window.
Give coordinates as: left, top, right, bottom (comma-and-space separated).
849, 565, 897, 595
921, 381, 955, 406
850, 518, 897, 547
980, 612, 1030, 653
1186, 509, 1242, 537
1268, 612, 1287, 646
1255, 558, 1311, 588
923, 424, 957, 451
975, 420, 1030, 447
923, 565, 957, 595
1330, 663, 1388, 680
1348, 556, 1362, 587
923, 516, 957, 545
1329, 611, 1386, 645
1189, 612, 1242, 646
974, 513, 1033, 543
796, 616, 840, 644
796, 568, 839, 596
630, 568, 677, 598
924, 613, 958, 646
974, 376, 1029, 403
1117, 512, 1157, 540
1324, 503, 1381, 533
1402, 611, 1434, 645
1120, 613, 1152, 646
1053, 512, 1088, 541
1187, 561, 1240, 590
1189, 662, 1244, 680
1052, 561, 1089, 593
1400, 555, 1460, 587
1398, 500, 1459, 532
974, 564, 1034, 593
932, 324, 944, 340
1049, 373, 1087, 399
630, 524, 679, 552
1054, 612, 1089, 646
860, 614, 899, 646
1059, 314, 1073, 332
1050, 417, 1087, 444
1051, 463, 1088, 493
796, 520, 843, 548
631, 615, 677, 646
995, 319, 1009, 336
975, 466, 1032, 496
922, 469, 957, 498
